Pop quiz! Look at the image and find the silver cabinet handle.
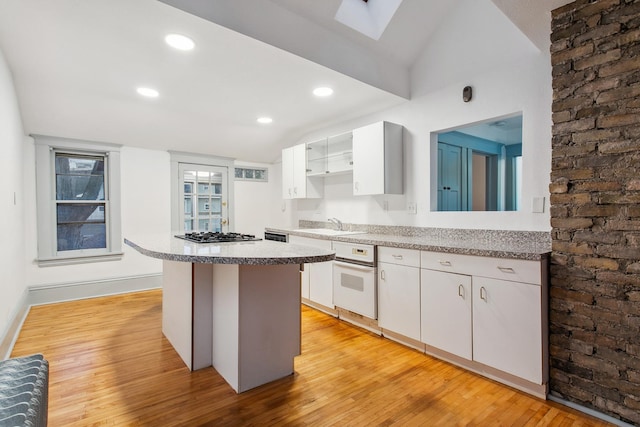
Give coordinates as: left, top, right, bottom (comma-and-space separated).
458, 284, 464, 298
380, 270, 386, 280
439, 260, 452, 266
480, 286, 487, 301
392, 254, 404, 260
497, 266, 515, 273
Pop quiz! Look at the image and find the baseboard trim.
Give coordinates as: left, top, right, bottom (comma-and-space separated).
0, 274, 162, 359
547, 394, 635, 427
0, 289, 31, 360
28, 273, 162, 306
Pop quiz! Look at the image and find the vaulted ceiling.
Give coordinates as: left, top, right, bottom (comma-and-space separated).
0, 0, 572, 163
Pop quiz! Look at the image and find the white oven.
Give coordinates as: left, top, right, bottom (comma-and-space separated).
332, 241, 377, 319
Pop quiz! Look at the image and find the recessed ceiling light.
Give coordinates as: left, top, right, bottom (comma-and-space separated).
136, 87, 159, 98
313, 87, 334, 97
257, 117, 273, 124
165, 33, 195, 51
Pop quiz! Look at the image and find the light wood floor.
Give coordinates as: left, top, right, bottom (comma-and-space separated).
11, 290, 611, 426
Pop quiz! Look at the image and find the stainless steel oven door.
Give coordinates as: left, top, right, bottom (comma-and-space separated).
333, 260, 377, 319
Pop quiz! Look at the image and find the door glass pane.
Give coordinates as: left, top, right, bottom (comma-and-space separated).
184, 220, 193, 232
209, 198, 221, 214
198, 219, 210, 231
184, 197, 193, 216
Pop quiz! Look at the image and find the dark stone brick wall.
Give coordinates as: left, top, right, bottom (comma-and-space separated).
550, 0, 640, 424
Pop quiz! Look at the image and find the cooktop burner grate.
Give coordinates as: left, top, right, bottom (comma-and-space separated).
175, 232, 262, 243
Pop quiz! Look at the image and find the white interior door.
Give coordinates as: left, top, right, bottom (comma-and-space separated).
179, 163, 229, 233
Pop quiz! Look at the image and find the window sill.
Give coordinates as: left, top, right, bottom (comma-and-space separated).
36, 252, 124, 267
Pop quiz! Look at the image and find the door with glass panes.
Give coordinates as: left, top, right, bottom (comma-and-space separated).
179, 164, 229, 233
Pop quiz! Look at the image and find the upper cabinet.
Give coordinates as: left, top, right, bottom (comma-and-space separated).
282, 143, 323, 199
282, 121, 403, 199
306, 132, 353, 176
353, 121, 403, 196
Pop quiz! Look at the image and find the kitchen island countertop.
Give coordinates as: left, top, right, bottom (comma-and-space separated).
124, 234, 335, 265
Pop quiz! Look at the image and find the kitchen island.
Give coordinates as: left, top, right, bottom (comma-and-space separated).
124, 235, 334, 393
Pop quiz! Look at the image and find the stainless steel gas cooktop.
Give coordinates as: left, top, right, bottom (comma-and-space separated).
175, 232, 262, 243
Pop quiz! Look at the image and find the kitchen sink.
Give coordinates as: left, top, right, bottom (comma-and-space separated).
293, 228, 366, 236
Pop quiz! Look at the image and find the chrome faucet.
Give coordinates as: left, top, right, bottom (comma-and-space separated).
328, 217, 343, 231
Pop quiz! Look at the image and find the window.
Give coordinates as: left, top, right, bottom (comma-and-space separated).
34, 135, 122, 265
234, 167, 268, 182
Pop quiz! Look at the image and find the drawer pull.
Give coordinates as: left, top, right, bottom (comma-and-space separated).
480, 286, 487, 301
458, 284, 464, 298
392, 254, 404, 260
439, 260, 452, 267
497, 266, 516, 274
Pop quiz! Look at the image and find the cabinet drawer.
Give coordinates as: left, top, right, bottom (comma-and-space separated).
420, 251, 542, 285
378, 247, 420, 267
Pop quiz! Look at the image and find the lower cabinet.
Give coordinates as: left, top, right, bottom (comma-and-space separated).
420, 269, 472, 360
420, 251, 547, 392
472, 276, 542, 383
378, 248, 421, 340
289, 236, 334, 309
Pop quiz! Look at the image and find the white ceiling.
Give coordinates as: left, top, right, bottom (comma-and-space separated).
0, 0, 574, 164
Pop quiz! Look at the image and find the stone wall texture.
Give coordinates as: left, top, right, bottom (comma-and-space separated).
550, 0, 640, 424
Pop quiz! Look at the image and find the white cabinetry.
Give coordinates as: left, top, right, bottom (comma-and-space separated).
306, 132, 353, 176
421, 269, 472, 360
352, 121, 403, 195
378, 247, 421, 341
472, 276, 542, 383
282, 144, 322, 199
289, 236, 334, 310
420, 251, 548, 394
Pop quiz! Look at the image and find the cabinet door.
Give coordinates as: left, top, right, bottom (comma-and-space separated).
292, 143, 308, 198
282, 146, 294, 199
378, 262, 420, 340
309, 260, 334, 308
290, 236, 333, 307
353, 122, 384, 195
421, 269, 472, 360
472, 277, 542, 383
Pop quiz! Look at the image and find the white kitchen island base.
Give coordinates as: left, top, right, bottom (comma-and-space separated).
162, 260, 302, 393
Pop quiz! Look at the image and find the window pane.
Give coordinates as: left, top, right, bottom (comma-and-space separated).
235, 168, 244, 179
254, 169, 265, 180
56, 203, 106, 251
55, 154, 105, 201
244, 169, 255, 179
57, 223, 106, 251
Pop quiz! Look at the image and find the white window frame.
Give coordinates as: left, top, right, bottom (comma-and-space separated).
234, 167, 268, 182
34, 135, 123, 266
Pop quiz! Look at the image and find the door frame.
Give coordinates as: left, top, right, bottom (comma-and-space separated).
169, 151, 235, 233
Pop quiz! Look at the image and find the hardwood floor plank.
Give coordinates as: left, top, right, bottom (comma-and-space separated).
11, 290, 613, 426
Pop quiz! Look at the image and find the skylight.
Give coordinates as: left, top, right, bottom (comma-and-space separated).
334, 0, 404, 40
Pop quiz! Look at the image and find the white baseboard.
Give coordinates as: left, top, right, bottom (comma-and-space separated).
547, 394, 635, 427
0, 274, 162, 359
0, 289, 30, 360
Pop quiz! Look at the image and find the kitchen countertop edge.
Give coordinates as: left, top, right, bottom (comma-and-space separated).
124, 237, 335, 265
266, 228, 551, 261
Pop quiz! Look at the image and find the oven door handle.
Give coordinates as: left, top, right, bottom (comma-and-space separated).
334, 260, 375, 272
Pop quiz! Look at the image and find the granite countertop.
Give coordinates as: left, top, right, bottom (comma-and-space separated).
124, 234, 335, 265
266, 225, 551, 261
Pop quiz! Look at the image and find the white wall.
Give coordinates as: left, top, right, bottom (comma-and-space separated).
0, 48, 27, 339
273, 0, 552, 232
23, 145, 170, 287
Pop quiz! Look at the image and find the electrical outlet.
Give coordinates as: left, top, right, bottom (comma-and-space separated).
407, 202, 417, 214
532, 197, 545, 213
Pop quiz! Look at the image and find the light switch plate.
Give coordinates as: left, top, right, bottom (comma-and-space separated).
532, 197, 545, 213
